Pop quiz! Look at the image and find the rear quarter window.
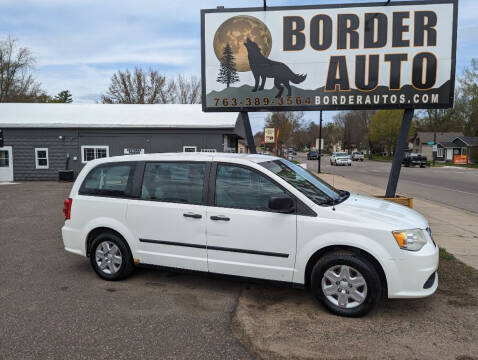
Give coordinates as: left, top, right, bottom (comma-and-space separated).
79, 163, 135, 197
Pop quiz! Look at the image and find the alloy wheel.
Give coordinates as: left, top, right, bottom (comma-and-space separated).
95, 241, 123, 275
321, 264, 368, 309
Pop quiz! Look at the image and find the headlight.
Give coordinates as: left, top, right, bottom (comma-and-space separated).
392, 229, 429, 251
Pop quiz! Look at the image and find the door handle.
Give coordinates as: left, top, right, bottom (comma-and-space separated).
183, 212, 202, 219
210, 215, 230, 221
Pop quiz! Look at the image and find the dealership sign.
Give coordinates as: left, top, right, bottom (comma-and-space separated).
201, 0, 457, 112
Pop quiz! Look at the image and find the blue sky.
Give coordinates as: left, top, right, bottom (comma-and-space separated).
1, 0, 476, 133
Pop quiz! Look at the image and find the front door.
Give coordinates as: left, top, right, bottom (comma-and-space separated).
206, 163, 297, 282
126, 161, 209, 271
446, 148, 453, 161
0, 146, 13, 182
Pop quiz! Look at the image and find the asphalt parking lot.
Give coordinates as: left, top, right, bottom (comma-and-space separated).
0, 182, 252, 360
2, 181, 478, 360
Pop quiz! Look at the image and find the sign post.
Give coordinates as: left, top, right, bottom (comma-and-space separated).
318, 111, 323, 173
240, 112, 256, 154
385, 109, 414, 198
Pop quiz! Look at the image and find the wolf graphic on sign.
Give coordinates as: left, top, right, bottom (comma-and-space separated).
243, 38, 307, 98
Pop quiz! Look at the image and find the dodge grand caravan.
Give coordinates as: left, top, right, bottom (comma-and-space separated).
62, 153, 438, 317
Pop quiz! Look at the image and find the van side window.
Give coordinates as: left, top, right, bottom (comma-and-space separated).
141, 162, 206, 205
215, 164, 284, 210
80, 163, 135, 197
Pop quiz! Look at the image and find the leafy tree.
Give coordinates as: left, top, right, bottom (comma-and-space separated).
264, 112, 304, 150
0, 36, 47, 102
456, 59, 478, 136
217, 43, 239, 88
368, 110, 415, 155
53, 90, 73, 103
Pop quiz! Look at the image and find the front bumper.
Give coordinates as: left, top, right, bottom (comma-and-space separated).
385, 241, 439, 298
336, 160, 351, 166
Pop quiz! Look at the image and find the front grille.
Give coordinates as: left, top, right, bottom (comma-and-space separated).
423, 272, 436, 289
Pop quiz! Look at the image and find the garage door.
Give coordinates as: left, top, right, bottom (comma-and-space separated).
0, 146, 13, 182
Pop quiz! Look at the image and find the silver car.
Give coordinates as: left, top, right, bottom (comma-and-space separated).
330, 152, 352, 166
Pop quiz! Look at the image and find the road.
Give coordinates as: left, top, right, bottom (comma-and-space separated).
297, 153, 478, 214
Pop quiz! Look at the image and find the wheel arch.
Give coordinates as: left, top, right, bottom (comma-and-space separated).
304, 245, 388, 295
86, 227, 133, 259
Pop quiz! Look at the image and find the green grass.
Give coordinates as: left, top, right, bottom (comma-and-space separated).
446, 163, 478, 169
439, 247, 454, 260
438, 247, 478, 307
370, 155, 393, 162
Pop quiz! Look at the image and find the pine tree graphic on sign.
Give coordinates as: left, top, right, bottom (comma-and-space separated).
217, 43, 239, 88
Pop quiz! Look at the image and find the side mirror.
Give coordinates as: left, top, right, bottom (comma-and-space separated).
268, 194, 295, 213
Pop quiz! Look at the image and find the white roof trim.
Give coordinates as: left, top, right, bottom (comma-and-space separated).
0, 103, 238, 129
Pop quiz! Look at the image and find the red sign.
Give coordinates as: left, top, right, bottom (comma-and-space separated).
453, 155, 467, 164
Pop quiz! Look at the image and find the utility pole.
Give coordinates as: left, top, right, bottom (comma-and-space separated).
318, 110, 323, 173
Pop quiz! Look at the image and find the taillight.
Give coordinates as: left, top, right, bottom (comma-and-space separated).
63, 198, 72, 220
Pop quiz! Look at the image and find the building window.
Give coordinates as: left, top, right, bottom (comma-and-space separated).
0, 150, 9, 167
35, 148, 49, 169
200, 149, 217, 153
81, 146, 109, 163
183, 146, 197, 152
437, 148, 444, 158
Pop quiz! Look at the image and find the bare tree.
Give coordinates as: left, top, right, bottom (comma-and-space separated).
0, 36, 47, 102
174, 74, 201, 104
100, 67, 176, 104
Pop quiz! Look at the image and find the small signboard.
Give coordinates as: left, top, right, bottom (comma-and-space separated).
124, 148, 145, 155
454, 154, 467, 164
201, 0, 458, 112
432, 144, 438, 152
316, 138, 324, 151
264, 128, 275, 143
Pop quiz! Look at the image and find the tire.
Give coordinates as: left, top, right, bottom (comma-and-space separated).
90, 232, 135, 281
310, 251, 382, 317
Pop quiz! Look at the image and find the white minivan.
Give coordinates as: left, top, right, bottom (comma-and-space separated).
62, 153, 438, 317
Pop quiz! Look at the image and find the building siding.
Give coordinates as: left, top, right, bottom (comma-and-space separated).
3, 127, 237, 181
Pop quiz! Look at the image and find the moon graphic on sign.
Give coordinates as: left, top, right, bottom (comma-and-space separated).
213, 15, 272, 72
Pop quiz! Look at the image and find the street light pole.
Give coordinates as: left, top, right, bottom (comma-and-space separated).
318, 110, 323, 173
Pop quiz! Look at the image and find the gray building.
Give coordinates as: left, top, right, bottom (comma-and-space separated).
0, 104, 245, 182
410, 131, 464, 159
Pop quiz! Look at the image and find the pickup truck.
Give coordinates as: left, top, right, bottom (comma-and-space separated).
352, 152, 365, 161
402, 153, 428, 167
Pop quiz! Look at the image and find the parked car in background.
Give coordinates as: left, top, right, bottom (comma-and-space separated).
62, 153, 438, 317
352, 152, 364, 161
402, 153, 428, 167
287, 148, 297, 156
330, 152, 352, 166
307, 151, 319, 160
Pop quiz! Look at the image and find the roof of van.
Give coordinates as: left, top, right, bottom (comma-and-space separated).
87, 152, 280, 164
0, 103, 239, 129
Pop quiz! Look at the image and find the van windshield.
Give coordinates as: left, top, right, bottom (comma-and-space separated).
260, 159, 347, 206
